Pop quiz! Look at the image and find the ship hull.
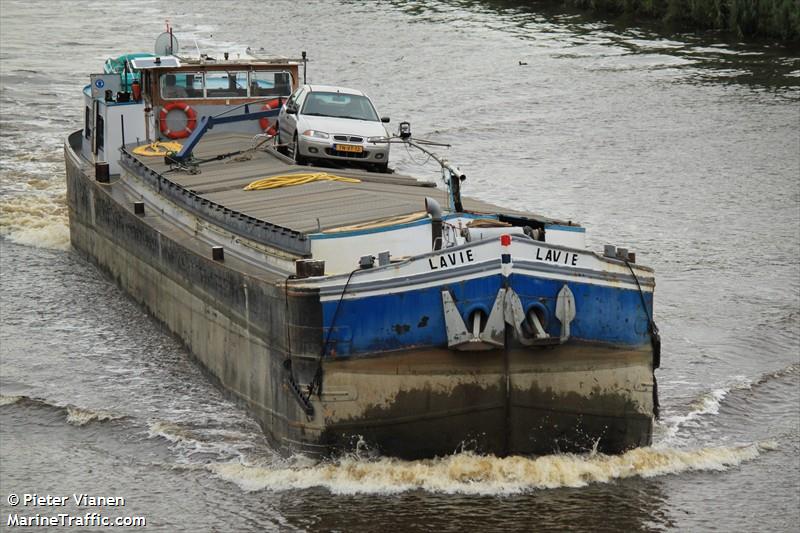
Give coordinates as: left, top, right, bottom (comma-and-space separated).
65, 131, 656, 458
317, 345, 653, 458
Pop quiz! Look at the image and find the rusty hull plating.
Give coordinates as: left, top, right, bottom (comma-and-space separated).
301, 344, 654, 459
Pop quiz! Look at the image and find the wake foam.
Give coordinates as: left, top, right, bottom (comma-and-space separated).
0, 192, 70, 250
207, 443, 772, 495
147, 420, 259, 463
0, 393, 125, 425
2, 222, 71, 250
0, 394, 23, 406
658, 375, 753, 443
659, 364, 799, 444
147, 420, 198, 444
65, 406, 124, 426
752, 362, 799, 386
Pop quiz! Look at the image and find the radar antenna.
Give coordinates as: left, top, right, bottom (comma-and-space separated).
154, 31, 180, 56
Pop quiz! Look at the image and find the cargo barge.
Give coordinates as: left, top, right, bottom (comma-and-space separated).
64, 36, 660, 458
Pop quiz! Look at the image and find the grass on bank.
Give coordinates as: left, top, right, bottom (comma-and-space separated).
564, 0, 800, 40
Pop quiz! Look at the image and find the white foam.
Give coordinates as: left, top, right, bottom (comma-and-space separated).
65, 406, 123, 426
0, 190, 70, 251
658, 376, 753, 444
208, 443, 770, 496
3, 222, 71, 250
147, 420, 260, 463
0, 394, 23, 406
147, 420, 195, 443
0, 394, 124, 426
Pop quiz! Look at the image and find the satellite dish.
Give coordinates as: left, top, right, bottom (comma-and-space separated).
154, 32, 180, 56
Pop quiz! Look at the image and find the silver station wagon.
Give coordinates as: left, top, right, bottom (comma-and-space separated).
277, 84, 391, 172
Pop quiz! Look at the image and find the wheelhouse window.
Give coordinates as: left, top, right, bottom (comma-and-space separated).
301, 92, 379, 121
160, 72, 203, 99
205, 71, 247, 98
250, 71, 293, 97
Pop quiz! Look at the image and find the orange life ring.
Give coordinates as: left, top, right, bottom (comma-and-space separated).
258, 98, 282, 136
159, 102, 197, 139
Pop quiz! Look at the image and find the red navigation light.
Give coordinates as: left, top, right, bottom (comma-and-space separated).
500, 234, 512, 246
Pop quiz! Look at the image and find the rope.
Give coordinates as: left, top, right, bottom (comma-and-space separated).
624, 260, 654, 326
132, 141, 183, 156
404, 141, 433, 166
306, 268, 358, 399
322, 211, 427, 233
229, 134, 274, 163
624, 260, 661, 418
164, 134, 274, 174
243, 172, 361, 191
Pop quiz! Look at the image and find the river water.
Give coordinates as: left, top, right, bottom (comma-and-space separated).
1, 1, 798, 531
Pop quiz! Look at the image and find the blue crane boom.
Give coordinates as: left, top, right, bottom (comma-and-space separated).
170, 105, 281, 163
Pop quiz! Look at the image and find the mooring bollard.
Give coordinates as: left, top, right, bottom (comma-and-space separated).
95, 162, 110, 183
212, 246, 224, 261
133, 202, 145, 216
295, 259, 325, 278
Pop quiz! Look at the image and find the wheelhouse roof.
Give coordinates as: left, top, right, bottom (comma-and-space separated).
131, 54, 301, 72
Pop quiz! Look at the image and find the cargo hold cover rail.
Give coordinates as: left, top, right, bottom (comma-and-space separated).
119, 148, 312, 256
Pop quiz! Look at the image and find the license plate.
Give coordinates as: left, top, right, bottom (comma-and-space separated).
334, 144, 363, 153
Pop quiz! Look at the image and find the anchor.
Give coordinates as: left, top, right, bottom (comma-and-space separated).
555, 284, 576, 342
441, 283, 576, 351
441, 289, 504, 350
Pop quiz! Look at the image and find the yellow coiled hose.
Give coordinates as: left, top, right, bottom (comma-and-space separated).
131, 142, 183, 156
243, 173, 361, 191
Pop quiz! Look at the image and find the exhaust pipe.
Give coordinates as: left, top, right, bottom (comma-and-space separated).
425, 197, 443, 250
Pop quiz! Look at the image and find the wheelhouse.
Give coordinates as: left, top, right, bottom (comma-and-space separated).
82, 54, 301, 174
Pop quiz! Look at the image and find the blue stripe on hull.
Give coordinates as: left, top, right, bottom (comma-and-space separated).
512, 275, 653, 345
323, 273, 653, 357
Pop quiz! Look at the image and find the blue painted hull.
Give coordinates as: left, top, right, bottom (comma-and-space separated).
323, 271, 654, 357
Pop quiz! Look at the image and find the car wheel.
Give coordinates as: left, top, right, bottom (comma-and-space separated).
276, 129, 288, 155
375, 162, 389, 173
292, 133, 306, 165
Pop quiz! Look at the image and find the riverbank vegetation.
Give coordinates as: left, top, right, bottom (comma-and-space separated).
562, 0, 800, 40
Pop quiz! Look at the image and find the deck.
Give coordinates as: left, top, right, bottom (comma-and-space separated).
126, 132, 558, 236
